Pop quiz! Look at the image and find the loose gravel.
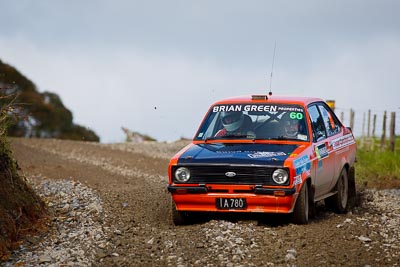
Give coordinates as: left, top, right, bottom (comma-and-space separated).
3, 177, 110, 266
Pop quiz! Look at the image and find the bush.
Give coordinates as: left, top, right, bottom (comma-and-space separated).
0, 92, 46, 260
0, 93, 20, 137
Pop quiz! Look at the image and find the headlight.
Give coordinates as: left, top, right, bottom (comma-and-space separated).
175, 167, 191, 182
272, 169, 289, 184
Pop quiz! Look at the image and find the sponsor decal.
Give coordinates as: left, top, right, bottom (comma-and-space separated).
216, 150, 268, 154
293, 155, 311, 175
293, 175, 302, 186
212, 104, 278, 113
289, 112, 304, 120
316, 144, 329, 160
247, 151, 286, 159
335, 146, 349, 155
293, 155, 309, 168
277, 106, 304, 112
212, 104, 305, 113
332, 134, 355, 150
298, 134, 308, 141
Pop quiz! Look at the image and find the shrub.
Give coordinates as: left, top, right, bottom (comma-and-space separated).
0, 91, 46, 260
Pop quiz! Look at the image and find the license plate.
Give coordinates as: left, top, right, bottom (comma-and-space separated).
216, 198, 247, 210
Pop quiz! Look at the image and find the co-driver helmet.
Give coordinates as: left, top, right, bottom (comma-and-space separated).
281, 112, 300, 138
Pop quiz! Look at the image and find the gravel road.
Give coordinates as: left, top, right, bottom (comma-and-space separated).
3, 138, 400, 266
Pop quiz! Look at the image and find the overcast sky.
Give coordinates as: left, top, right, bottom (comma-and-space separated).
1, 0, 399, 142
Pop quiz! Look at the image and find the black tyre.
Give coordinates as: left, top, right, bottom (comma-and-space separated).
292, 183, 309, 224
326, 168, 348, 213
347, 167, 357, 208
171, 202, 189, 225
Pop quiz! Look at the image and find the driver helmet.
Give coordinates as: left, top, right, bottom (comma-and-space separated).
281, 112, 300, 138
221, 111, 244, 132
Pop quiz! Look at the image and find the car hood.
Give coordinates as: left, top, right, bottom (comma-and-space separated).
177, 143, 299, 166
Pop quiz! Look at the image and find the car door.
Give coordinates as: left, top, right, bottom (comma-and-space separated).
316, 103, 343, 190
307, 104, 335, 199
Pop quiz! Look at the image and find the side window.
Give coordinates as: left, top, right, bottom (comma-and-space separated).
308, 105, 326, 142
196, 111, 219, 139
318, 104, 341, 137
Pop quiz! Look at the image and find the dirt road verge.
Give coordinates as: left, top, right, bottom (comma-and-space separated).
3, 138, 400, 266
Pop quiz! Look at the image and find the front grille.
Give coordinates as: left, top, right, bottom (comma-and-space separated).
173, 165, 288, 185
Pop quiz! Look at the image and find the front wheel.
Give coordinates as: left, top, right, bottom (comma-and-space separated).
326, 168, 348, 213
171, 202, 190, 225
171, 200, 195, 226
292, 183, 309, 224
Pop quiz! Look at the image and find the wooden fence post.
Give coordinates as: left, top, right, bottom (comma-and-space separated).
372, 114, 376, 138
362, 112, 366, 136
350, 109, 355, 130
360, 112, 366, 148
381, 111, 387, 151
390, 112, 396, 152
371, 114, 377, 150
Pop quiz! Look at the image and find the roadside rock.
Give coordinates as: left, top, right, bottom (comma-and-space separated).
3, 178, 111, 266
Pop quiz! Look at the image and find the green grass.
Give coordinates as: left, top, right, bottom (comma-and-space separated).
355, 137, 400, 189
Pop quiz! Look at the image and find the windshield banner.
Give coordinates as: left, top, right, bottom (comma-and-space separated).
212, 104, 303, 113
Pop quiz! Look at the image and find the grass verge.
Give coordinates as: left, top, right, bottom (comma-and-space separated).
355, 138, 400, 189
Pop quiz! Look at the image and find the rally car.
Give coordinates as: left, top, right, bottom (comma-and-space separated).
168, 94, 357, 224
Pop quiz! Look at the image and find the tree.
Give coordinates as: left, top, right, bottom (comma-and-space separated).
0, 59, 99, 142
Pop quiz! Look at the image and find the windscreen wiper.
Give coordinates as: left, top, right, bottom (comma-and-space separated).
276, 136, 300, 141
205, 134, 254, 142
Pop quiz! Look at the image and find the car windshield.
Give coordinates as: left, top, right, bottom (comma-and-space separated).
194, 103, 309, 142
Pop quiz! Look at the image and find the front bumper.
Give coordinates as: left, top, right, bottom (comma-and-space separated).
168, 184, 298, 214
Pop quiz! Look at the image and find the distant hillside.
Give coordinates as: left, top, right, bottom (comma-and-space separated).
0, 59, 99, 142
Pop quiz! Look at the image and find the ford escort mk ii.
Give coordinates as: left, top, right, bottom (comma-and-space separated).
168, 95, 356, 224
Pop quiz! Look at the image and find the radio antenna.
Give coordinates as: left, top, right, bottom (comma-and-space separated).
268, 42, 276, 96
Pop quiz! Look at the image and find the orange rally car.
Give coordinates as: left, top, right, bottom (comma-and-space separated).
167, 94, 357, 224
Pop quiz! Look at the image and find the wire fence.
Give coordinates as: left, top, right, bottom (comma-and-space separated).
335, 107, 399, 151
